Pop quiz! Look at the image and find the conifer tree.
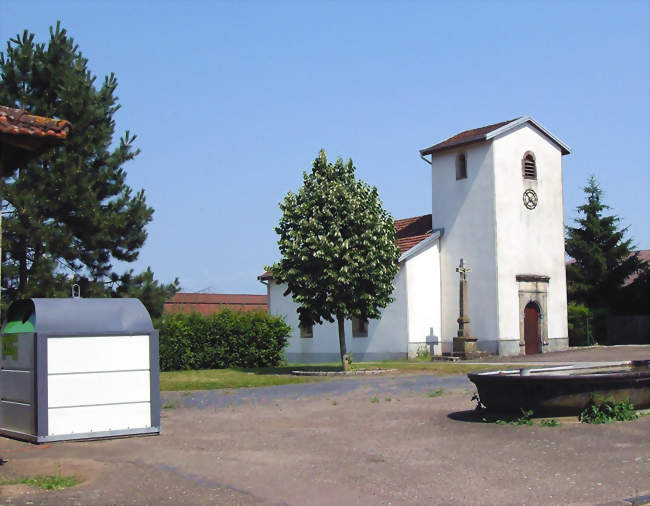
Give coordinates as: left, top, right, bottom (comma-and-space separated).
565, 176, 645, 312
107, 267, 180, 322
270, 150, 400, 370
0, 22, 154, 300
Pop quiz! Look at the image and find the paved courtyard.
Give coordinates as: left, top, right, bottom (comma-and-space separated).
0, 346, 648, 505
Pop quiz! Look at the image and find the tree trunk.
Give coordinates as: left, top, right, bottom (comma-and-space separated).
337, 313, 350, 371
18, 242, 27, 295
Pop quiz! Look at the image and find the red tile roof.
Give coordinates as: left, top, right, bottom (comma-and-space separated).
420, 118, 519, 156
164, 293, 268, 315
259, 214, 434, 280
625, 250, 650, 286
0, 105, 70, 143
395, 214, 433, 254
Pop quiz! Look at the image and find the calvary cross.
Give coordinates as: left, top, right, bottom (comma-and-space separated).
456, 258, 470, 280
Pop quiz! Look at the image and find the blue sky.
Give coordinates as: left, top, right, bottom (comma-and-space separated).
2, 1, 649, 294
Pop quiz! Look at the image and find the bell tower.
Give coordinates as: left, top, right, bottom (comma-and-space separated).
419, 117, 570, 355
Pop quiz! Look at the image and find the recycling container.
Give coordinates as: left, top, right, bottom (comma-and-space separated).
0, 298, 160, 442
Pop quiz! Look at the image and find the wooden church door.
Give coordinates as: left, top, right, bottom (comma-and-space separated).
524, 302, 540, 355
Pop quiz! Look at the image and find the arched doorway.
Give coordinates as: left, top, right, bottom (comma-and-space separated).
524, 302, 541, 355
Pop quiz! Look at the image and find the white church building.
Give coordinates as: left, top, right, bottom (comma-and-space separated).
260, 117, 571, 361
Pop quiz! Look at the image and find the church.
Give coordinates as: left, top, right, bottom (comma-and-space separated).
259, 117, 571, 361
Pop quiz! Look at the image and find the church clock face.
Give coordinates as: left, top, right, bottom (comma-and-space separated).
523, 189, 538, 209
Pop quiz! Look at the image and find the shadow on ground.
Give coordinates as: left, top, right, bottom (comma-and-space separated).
447, 409, 486, 423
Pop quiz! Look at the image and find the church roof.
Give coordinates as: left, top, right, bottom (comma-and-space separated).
395, 214, 433, 254
258, 213, 434, 280
419, 116, 571, 156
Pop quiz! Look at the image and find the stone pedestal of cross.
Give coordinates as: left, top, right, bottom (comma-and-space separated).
452, 258, 480, 357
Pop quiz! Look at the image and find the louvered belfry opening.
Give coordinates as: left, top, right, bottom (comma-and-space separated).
523, 153, 537, 179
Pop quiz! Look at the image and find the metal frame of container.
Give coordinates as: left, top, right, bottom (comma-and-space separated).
0, 298, 160, 443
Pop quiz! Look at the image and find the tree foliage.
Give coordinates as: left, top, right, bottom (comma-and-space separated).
270, 150, 400, 369
75, 267, 179, 323
565, 176, 648, 320
106, 267, 180, 321
567, 301, 592, 346
0, 22, 154, 301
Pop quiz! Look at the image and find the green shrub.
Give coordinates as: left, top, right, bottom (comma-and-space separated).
159, 309, 290, 371
415, 345, 431, 361
579, 398, 638, 424
567, 302, 591, 346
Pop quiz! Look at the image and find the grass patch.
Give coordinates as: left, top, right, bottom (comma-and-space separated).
540, 418, 559, 427
1, 475, 81, 491
160, 368, 324, 391
160, 361, 511, 391
426, 388, 445, 398
370, 396, 379, 403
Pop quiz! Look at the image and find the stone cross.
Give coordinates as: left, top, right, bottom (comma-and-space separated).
456, 258, 472, 339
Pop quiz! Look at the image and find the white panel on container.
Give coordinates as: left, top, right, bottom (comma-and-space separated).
48, 402, 151, 436
48, 370, 150, 408
47, 335, 149, 374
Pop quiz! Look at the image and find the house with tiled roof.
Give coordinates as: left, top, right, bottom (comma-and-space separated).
164, 293, 268, 315
262, 117, 571, 360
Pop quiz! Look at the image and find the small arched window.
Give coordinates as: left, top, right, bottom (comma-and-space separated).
455, 153, 467, 180
523, 152, 537, 180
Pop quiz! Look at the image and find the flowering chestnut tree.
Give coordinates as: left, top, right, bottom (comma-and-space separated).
270, 150, 399, 370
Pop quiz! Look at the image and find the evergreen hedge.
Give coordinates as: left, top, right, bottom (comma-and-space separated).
567, 302, 591, 346
159, 310, 290, 371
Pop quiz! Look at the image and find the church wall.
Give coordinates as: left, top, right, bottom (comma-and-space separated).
405, 239, 442, 357
267, 268, 409, 363
431, 142, 499, 353
492, 124, 569, 354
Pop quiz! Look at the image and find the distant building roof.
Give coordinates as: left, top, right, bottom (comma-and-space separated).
566, 250, 650, 286
259, 213, 434, 281
625, 250, 650, 286
419, 117, 570, 156
164, 293, 268, 315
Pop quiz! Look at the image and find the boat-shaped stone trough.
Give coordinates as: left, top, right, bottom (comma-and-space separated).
468, 360, 650, 416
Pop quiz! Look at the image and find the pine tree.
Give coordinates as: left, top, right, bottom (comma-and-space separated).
565, 176, 646, 312
269, 150, 400, 370
107, 267, 180, 323
0, 22, 154, 300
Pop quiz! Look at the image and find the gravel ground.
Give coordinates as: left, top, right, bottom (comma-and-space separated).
0, 346, 648, 505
